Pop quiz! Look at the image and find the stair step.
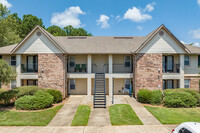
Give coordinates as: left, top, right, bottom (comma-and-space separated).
95, 98, 105, 100
94, 101, 106, 103
94, 103, 106, 105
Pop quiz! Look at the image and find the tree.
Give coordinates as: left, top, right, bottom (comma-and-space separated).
46, 25, 67, 36
0, 60, 16, 84
64, 25, 92, 36
19, 14, 45, 38
0, 4, 9, 20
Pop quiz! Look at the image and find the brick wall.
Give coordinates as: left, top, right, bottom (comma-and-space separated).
134, 53, 163, 96
185, 77, 200, 92
38, 53, 66, 97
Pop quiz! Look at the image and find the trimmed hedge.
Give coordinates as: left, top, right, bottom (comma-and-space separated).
45, 89, 62, 103
151, 90, 163, 105
15, 86, 43, 98
137, 89, 152, 103
164, 91, 197, 108
15, 90, 54, 110
0, 89, 18, 106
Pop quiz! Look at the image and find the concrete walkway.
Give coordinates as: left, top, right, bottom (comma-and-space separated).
125, 97, 162, 125
0, 125, 175, 133
48, 96, 83, 126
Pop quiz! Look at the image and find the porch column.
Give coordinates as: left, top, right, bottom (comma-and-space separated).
87, 54, 92, 73
108, 54, 113, 73
180, 54, 184, 88
87, 77, 91, 96
109, 77, 113, 96
16, 55, 21, 87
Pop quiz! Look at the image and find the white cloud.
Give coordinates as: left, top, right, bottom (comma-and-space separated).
180, 40, 186, 44
198, 0, 200, 6
137, 26, 143, 31
181, 40, 200, 47
189, 28, 200, 39
0, 0, 12, 8
96, 14, 110, 28
144, 2, 156, 12
51, 6, 85, 28
193, 42, 200, 47
116, 15, 122, 22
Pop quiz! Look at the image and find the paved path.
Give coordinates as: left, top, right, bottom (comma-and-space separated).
48, 96, 83, 126
88, 108, 111, 126
0, 125, 175, 133
125, 97, 162, 125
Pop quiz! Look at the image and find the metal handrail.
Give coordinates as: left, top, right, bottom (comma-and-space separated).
21, 63, 38, 73
112, 63, 133, 73
103, 64, 106, 106
162, 63, 180, 73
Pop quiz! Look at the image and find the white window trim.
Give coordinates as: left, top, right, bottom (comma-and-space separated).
10, 56, 16, 66
184, 79, 190, 88
184, 55, 190, 67
10, 80, 16, 89
124, 56, 131, 67
125, 79, 131, 89
70, 79, 76, 90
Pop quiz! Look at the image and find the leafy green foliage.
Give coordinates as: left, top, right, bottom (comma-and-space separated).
45, 89, 62, 103
0, 60, 16, 84
0, 88, 6, 94
71, 105, 91, 126
164, 91, 197, 108
137, 89, 152, 104
0, 4, 10, 19
46, 25, 67, 36
15, 86, 43, 98
0, 89, 18, 106
150, 90, 163, 105
15, 90, 54, 110
64, 25, 92, 36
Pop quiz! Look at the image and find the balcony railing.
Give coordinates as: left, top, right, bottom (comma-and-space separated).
67, 64, 87, 73
21, 64, 38, 73
113, 63, 133, 73
92, 64, 97, 73
162, 64, 180, 73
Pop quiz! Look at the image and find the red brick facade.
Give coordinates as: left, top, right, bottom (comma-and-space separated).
185, 77, 200, 91
134, 53, 163, 96
38, 53, 66, 97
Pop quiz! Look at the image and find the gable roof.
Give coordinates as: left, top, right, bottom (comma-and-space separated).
0, 24, 194, 55
11, 25, 66, 54
135, 24, 190, 53
183, 44, 200, 54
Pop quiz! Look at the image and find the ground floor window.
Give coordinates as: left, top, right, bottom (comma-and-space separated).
11, 80, 16, 89
184, 79, 190, 88
125, 79, 131, 89
27, 80, 38, 86
163, 80, 174, 90
70, 79, 75, 89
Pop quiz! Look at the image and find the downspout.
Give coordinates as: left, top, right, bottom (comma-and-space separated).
63, 54, 67, 98
133, 53, 137, 98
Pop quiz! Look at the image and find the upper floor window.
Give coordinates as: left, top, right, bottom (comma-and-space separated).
70, 79, 75, 89
184, 55, 190, 66
184, 79, 190, 88
124, 56, 131, 67
69, 56, 75, 67
198, 55, 200, 67
10, 56, 16, 66
0, 55, 2, 59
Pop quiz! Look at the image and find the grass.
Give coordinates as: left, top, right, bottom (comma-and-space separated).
145, 106, 200, 124
0, 105, 63, 126
109, 104, 143, 125
71, 105, 91, 126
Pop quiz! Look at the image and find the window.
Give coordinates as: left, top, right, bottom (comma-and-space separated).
163, 55, 174, 72
125, 56, 131, 67
163, 80, 174, 90
11, 80, 16, 89
70, 79, 75, 89
178, 128, 192, 133
69, 56, 75, 67
198, 55, 200, 67
27, 80, 38, 86
125, 79, 131, 89
184, 55, 190, 66
10, 56, 16, 66
0, 55, 2, 59
184, 79, 190, 88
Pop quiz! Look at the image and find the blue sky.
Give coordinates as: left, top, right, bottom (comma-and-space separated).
1, 0, 200, 46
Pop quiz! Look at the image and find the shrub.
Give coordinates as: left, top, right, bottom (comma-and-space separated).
0, 89, 18, 106
137, 89, 152, 104
0, 88, 6, 94
151, 90, 163, 105
164, 88, 200, 107
164, 91, 197, 108
15, 90, 54, 110
45, 89, 62, 103
15, 86, 43, 98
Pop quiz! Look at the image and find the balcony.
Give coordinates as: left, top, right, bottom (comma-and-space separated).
113, 63, 133, 73
67, 64, 87, 73
162, 64, 180, 73
21, 64, 38, 73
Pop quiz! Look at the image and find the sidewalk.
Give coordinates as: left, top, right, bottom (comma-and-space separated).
0, 125, 174, 133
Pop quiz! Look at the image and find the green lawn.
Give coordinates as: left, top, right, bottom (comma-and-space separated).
145, 106, 200, 124
71, 105, 91, 126
109, 104, 143, 125
0, 105, 63, 126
